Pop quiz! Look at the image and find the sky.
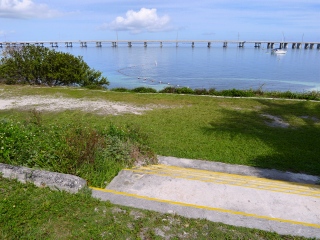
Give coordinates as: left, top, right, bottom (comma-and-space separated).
0, 0, 319, 42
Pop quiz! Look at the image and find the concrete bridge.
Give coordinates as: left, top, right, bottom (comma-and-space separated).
0, 40, 319, 49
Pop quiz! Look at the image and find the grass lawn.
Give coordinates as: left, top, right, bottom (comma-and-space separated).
1, 85, 320, 176
0, 176, 309, 240
1, 85, 319, 239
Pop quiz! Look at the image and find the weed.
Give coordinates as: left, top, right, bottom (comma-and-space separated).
0, 116, 156, 187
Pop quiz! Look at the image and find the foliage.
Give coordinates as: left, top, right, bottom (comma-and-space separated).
131, 87, 157, 93
131, 85, 320, 101
0, 111, 156, 187
111, 87, 131, 92
1, 85, 320, 176
159, 86, 195, 94
0, 45, 109, 87
0, 177, 303, 240
220, 88, 255, 97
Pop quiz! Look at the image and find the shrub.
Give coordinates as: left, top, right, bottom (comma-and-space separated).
208, 88, 217, 95
131, 87, 157, 93
194, 88, 209, 95
111, 87, 131, 92
175, 87, 195, 94
0, 45, 109, 87
0, 113, 156, 187
159, 87, 176, 93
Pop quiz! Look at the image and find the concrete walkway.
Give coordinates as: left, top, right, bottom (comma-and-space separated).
91, 156, 320, 238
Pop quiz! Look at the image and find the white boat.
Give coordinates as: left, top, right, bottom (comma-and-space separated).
272, 48, 287, 54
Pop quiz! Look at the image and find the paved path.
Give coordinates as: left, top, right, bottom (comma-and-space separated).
91, 157, 320, 238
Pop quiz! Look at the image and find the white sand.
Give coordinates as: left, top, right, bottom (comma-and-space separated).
0, 96, 152, 115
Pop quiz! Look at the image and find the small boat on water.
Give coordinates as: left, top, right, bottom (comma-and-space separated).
272, 48, 287, 54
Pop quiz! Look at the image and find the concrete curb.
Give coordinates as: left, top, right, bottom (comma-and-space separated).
158, 156, 320, 184
0, 163, 87, 193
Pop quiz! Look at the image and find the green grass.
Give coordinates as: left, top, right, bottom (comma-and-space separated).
1, 85, 320, 176
0, 110, 156, 188
0, 176, 310, 240
1, 85, 319, 239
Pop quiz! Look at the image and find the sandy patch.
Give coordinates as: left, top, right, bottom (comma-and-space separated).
261, 114, 290, 128
0, 96, 153, 115
300, 116, 319, 123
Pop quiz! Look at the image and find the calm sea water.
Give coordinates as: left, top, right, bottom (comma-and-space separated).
60, 43, 319, 92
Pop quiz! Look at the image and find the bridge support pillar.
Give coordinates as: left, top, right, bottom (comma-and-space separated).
304, 43, 309, 49
50, 42, 58, 47
310, 43, 314, 49
207, 42, 211, 48
160, 42, 163, 47
111, 42, 117, 47
192, 42, 194, 48
297, 43, 302, 49
144, 42, 147, 47
292, 43, 296, 49
65, 42, 72, 47
0, 43, 2, 48
80, 42, 87, 47
267, 43, 274, 49
317, 44, 320, 49
176, 42, 178, 47
96, 42, 102, 47
267, 42, 274, 48
284, 43, 288, 48
223, 42, 227, 47
128, 42, 132, 47
238, 42, 245, 48
254, 43, 261, 48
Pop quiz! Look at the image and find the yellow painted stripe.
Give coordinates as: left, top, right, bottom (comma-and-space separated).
144, 165, 320, 189
90, 186, 320, 229
128, 168, 319, 194
133, 165, 320, 190
151, 164, 320, 187
126, 165, 320, 198
130, 168, 320, 193
128, 169, 320, 198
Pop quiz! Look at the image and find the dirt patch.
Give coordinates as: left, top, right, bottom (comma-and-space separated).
261, 114, 290, 128
300, 116, 319, 123
0, 96, 153, 115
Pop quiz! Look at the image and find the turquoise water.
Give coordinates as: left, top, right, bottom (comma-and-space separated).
53, 43, 320, 92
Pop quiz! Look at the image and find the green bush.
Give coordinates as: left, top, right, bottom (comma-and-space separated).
0, 113, 156, 187
194, 88, 209, 95
208, 88, 217, 95
111, 87, 131, 92
219, 89, 255, 97
0, 45, 109, 87
159, 86, 176, 93
131, 87, 157, 93
176, 87, 195, 94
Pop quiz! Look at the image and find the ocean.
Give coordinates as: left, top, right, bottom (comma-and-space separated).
48, 43, 320, 92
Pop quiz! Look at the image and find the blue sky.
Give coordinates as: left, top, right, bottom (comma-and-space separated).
1, 0, 319, 42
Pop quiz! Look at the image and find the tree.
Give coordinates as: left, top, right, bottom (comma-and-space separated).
0, 45, 109, 87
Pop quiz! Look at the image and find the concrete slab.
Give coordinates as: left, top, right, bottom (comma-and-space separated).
92, 161, 320, 238
157, 156, 320, 184
0, 163, 87, 193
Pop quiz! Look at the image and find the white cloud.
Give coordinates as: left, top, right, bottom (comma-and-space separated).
0, 0, 62, 18
105, 8, 171, 33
